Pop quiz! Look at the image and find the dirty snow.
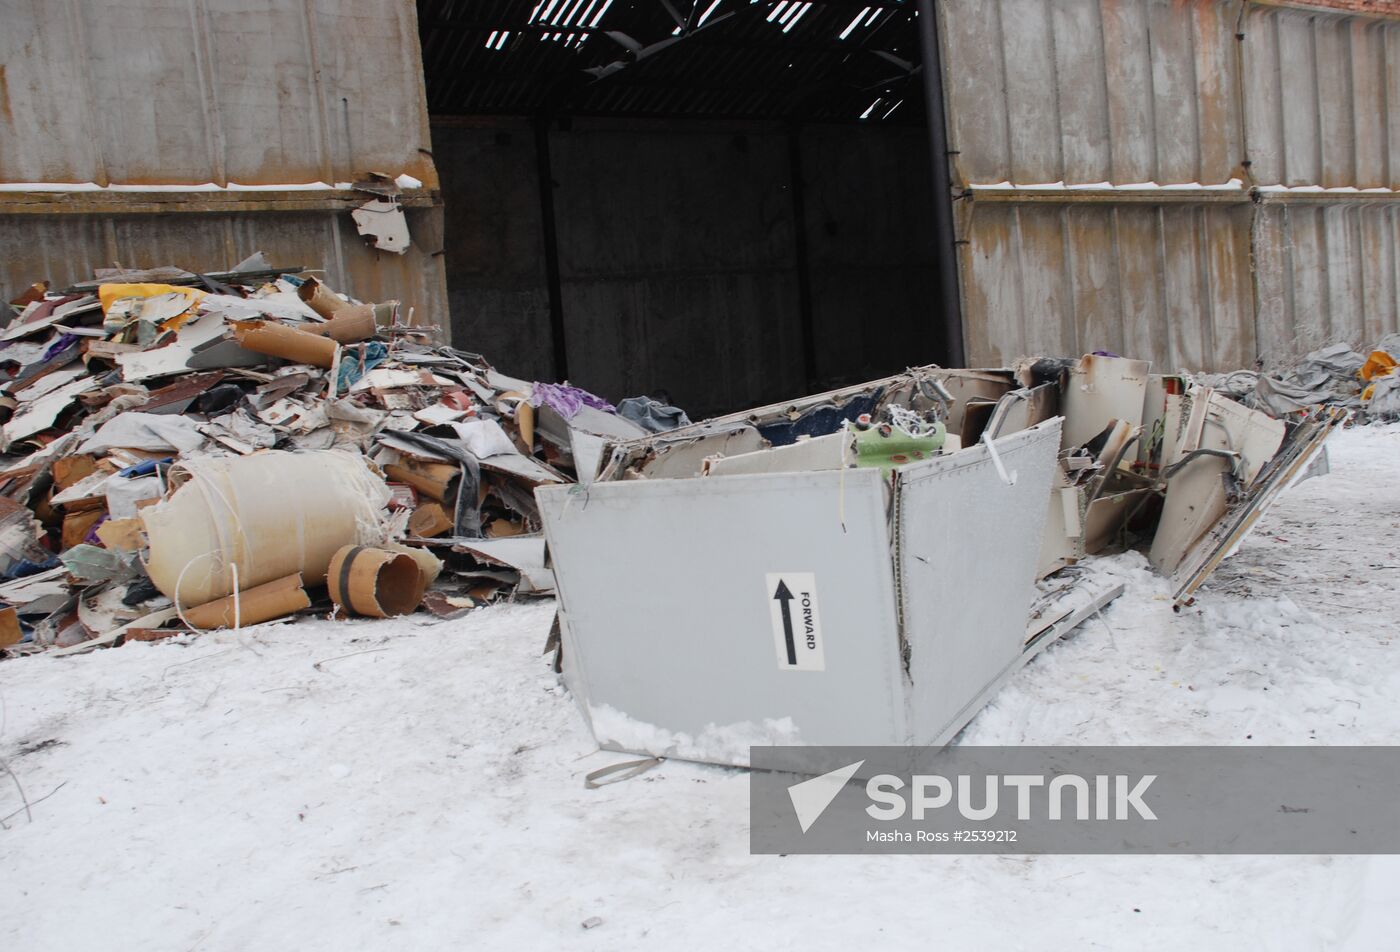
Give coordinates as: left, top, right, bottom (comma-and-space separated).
587, 702, 802, 765
3, 425, 1399, 951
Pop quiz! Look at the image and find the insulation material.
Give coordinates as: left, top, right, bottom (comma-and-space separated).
79, 412, 205, 454
104, 475, 163, 520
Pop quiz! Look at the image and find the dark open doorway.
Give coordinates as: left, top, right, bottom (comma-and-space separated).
417, 0, 954, 418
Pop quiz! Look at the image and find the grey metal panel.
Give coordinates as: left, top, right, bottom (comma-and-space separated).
1242, 5, 1400, 189
1253, 200, 1400, 365
938, 0, 1244, 187
0, 207, 446, 321
898, 421, 1061, 744
959, 198, 1256, 370
538, 468, 909, 761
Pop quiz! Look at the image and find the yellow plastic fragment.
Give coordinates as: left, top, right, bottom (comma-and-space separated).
97, 283, 205, 314
1360, 350, 1397, 382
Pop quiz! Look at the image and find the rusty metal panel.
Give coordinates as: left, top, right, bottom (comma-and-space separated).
0, 206, 446, 323
959, 196, 1256, 370
1253, 199, 1400, 364
938, 0, 1244, 187
944, 0, 1400, 374
1242, 5, 1400, 188
0, 0, 435, 187
0, 0, 444, 331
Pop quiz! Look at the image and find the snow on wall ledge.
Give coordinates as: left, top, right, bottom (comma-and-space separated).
0, 176, 425, 193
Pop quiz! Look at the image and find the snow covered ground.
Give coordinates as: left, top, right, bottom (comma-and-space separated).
3, 425, 1398, 951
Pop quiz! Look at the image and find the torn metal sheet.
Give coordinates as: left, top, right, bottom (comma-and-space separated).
351, 198, 411, 254
1062, 355, 1150, 450
11, 366, 89, 402
536, 402, 648, 445
2, 295, 99, 342
116, 310, 230, 382
1166, 406, 1346, 607
2, 373, 100, 444
1025, 576, 1127, 651
630, 424, 768, 480
477, 451, 567, 486
0, 568, 72, 614
897, 423, 1062, 744
568, 429, 610, 487
49, 607, 179, 656
1149, 390, 1286, 578
454, 536, 555, 594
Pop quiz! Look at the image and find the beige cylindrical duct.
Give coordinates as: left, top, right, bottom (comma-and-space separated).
297, 277, 349, 319
183, 573, 311, 630
382, 542, 444, 587
372, 301, 399, 327
231, 319, 338, 368
300, 304, 377, 344
327, 545, 426, 618
141, 450, 391, 608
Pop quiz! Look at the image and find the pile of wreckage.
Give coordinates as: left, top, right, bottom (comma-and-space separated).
0, 250, 1382, 763
0, 256, 686, 656
1198, 335, 1400, 422
535, 353, 1348, 766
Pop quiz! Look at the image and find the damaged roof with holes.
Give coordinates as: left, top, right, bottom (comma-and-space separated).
417, 0, 924, 123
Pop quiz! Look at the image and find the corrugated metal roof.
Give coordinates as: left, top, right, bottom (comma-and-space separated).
417, 0, 924, 123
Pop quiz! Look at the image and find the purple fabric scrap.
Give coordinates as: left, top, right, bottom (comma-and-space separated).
529, 382, 615, 420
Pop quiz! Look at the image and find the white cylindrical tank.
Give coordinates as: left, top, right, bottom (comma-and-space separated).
141, 450, 392, 608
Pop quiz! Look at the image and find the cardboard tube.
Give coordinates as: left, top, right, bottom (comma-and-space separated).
300, 304, 377, 344
183, 573, 311, 630
372, 301, 398, 328
232, 319, 338, 369
0, 606, 20, 648
408, 502, 452, 538
297, 277, 349, 319
383, 461, 456, 501
517, 402, 535, 451
382, 542, 444, 587
327, 545, 425, 618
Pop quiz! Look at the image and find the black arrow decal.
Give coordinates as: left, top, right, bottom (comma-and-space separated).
773, 580, 797, 666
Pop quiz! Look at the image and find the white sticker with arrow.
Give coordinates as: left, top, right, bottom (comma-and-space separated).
766, 573, 825, 672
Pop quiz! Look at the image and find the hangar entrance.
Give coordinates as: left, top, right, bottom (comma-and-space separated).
417, 0, 956, 418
